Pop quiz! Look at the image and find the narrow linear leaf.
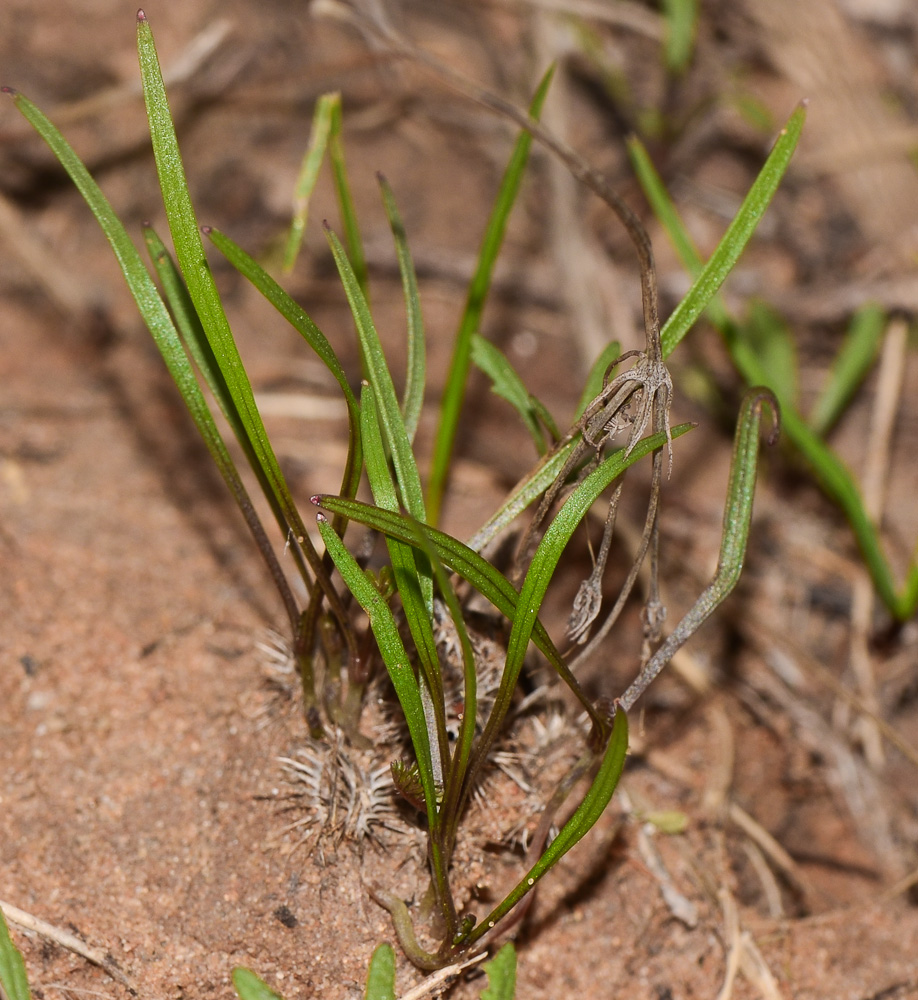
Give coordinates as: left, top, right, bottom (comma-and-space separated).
378, 176, 426, 444
467, 442, 576, 553
809, 303, 885, 436
428, 66, 555, 524
4, 89, 302, 634
205, 224, 363, 504
468, 709, 628, 944
144, 225, 309, 614
328, 96, 368, 298
315, 514, 437, 824
620, 389, 778, 710
658, 103, 806, 359
207, 227, 357, 414
325, 226, 427, 525
743, 300, 798, 410
403, 517, 479, 840
360, 382, 448, 779
472, 333, 553, 453
137, 14, 320, 567
363, 943, 396, 1000
283, 91, 336, 272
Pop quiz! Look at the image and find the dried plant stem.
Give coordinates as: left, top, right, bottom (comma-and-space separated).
849, 316, 908, 768
396, 952, 487, 1000
743, 613, 918, 771
0, 900, 134, 992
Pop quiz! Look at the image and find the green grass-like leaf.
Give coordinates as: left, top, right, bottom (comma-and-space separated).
360, 382, 448, 784
428, 66, 555, 524
325, 226, 428, 526
620, 389, 779, 708
328, 95, 368, 299
468, 709, 628, 944
656, 103, 806, 359
472, 333, 556, 453
0, 910, 31, 1000
742, 300, 798, 410
379, 175, 426, 444
136, 13, 338, 605
4, 88, 305, 638
283, 91, 336, 271
809, 303, 885, 436
204, 224, 363, 506
315, 514, 438, 827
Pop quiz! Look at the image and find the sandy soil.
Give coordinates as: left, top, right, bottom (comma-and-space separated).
3, 2, 918, 998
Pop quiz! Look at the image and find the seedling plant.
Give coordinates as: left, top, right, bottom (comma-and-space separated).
5, 9, 801, 980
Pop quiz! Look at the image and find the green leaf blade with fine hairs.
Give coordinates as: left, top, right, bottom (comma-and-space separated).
136, 15, 313, 555
468, 709, 628, 945
378, 176, 426, 444
403, 517, 478, 842
363, 943, 396, 1000
4, 89, 302, 636
428, 65, 555, 524
325, 226, 428, 526
204, 225, 363, 505
360, 383, 449, 784
619, 390, 778, 709
657, 103, 806, 359
143, 225, 308, 617
315, 514, 438, 826
206, 227, 358, 414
